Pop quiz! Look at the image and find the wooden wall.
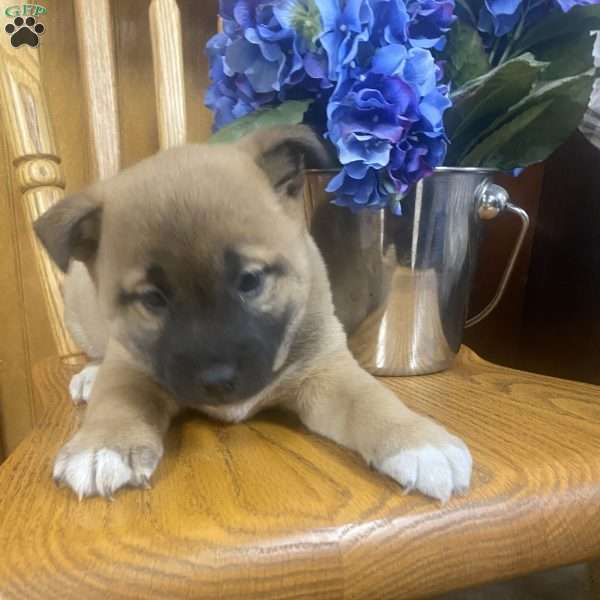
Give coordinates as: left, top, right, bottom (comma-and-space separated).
518, 132, 600, 384
465, 133, 600, 384
0, 0, 218, 455
464, 166, 544, 368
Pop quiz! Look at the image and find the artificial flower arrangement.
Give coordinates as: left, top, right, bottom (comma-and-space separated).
206, 0, 600, 213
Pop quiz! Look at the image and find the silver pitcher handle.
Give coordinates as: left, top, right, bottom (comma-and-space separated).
465, 183, 530, 328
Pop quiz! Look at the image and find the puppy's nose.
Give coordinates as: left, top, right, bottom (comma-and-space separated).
198, 363, 236, 396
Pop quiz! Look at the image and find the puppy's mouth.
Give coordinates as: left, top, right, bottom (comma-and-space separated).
156, 368, 275, 409
194, 386, 242, 407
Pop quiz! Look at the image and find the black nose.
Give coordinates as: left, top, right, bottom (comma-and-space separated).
197, 363, 236, 396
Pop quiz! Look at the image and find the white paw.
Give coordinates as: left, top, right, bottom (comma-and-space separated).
377, 438, 472, 503
53, 440, 161, 499
69, 363, 100, 404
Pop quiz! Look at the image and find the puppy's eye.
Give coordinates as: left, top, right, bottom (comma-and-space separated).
140, 289, 168, 311
238, 270, 264, 296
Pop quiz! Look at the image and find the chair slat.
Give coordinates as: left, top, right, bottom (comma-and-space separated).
0, 37, 78, 357
74, 0, 120, 180
149, 0, 187, 149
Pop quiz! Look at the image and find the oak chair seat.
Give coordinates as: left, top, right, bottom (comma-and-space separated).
1, 347, 600, 599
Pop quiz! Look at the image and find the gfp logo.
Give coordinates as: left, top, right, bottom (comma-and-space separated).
4, 3, 46, 48
5, 3, 46, 17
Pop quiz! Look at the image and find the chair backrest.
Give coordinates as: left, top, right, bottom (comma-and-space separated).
0, 0, 190, 358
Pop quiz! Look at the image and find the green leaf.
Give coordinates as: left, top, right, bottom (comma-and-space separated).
209, 100, 312, 145
513, 5, 600, 57
461, 70, 595, 169
445, 54, 547, 165
454, 0, 482, 27
535, 31, 597, 80
443, 20, 490, 87
512, 5, 600, 79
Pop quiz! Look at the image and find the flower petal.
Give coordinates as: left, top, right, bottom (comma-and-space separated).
372, 44, 408, 75
316, 0, 341, 31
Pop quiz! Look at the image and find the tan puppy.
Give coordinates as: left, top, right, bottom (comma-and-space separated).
35, 126, 472, 501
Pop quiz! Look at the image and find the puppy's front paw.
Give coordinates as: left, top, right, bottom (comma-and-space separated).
53, 430, 162, 500
375, 421, 472, 502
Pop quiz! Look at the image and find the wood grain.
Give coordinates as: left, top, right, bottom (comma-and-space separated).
150, 0, 187, 149
0, 30, 77, 359
178, 0, 218, 144
0, 362, 4, 462
39, 0, 91, 195
74, 0, 120, 180
112, 0, 160, 168
1, 347, 600, 599
0, 127, 36, 454
111, 0, 217, 166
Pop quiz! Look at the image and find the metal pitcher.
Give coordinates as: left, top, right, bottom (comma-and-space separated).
304, 168, 530, 376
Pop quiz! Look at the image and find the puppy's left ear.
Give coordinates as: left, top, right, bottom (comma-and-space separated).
34, 193, 102, 273
237, 125, 335, 199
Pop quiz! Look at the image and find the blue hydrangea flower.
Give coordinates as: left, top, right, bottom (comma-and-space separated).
369, 0, 455, 49
274, 1, 334, 87
370, 0, 411, 45
223, 3, 304, 93
478, 0, 524, 37
388, 132, 447, 189
207, 0, 338, 130
206, 0, 456, 211
328, 167, 389, 210
316, 0, 374, 80
206, 32, 279, 128
274, 0, 323, 42
206, 1, 308, 129
325, 43, 450, 208
407, 0, 456, 49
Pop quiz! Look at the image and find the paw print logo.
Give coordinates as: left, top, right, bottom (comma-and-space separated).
5, 16, 45, 48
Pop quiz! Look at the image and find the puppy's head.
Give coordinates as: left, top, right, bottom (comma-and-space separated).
35, 126, 331, 406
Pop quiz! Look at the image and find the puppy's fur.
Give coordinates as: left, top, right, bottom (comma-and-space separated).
35, 126, 472, 501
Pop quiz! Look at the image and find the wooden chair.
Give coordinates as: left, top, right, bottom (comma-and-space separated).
1, 1, 600, 598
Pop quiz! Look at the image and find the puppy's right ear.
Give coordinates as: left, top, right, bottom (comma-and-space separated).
237, 125, 336, 199
34, 193, 102, 273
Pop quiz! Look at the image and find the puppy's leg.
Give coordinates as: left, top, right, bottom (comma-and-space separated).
54, 351, 178, 500
69, 362, 100, 404
292, 352, 472, 502
63, 263, 108, 405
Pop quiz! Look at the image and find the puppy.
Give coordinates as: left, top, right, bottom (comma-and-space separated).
34, 126, 472, 501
